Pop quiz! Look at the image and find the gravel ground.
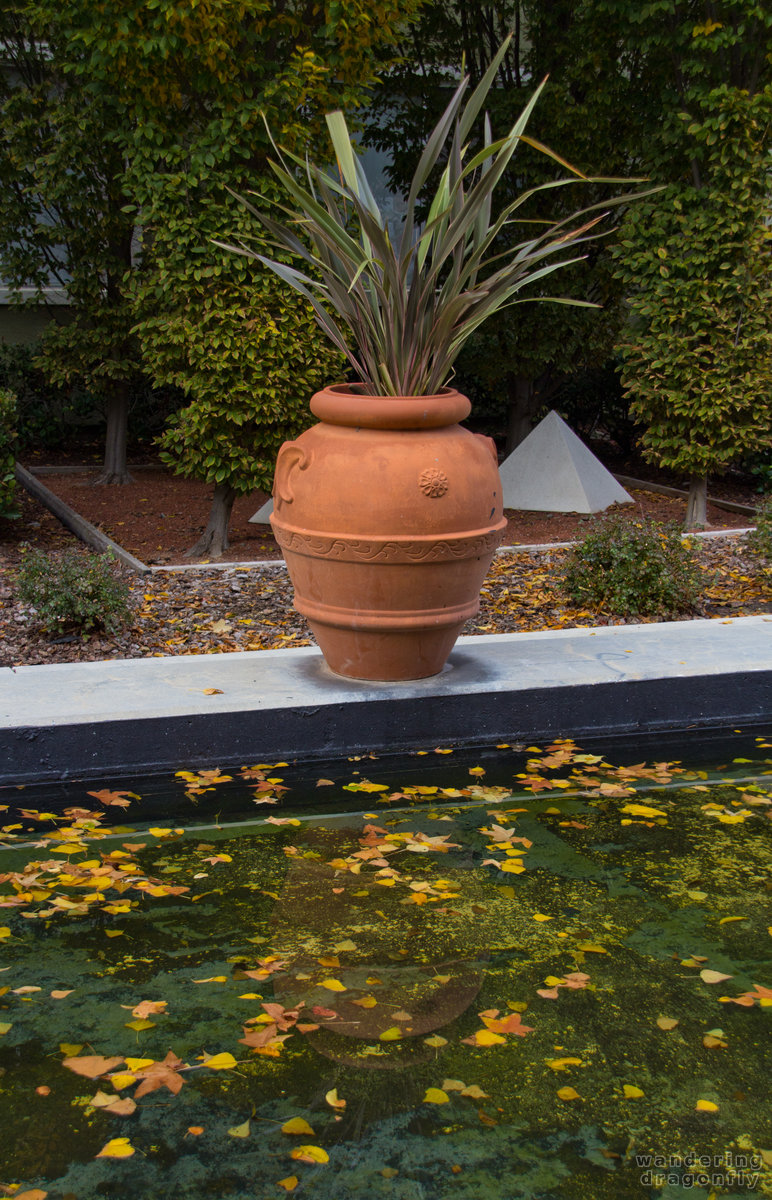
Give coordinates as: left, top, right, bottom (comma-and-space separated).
1, 531, 769, 669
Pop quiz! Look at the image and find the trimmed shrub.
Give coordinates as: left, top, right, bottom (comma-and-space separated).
0, 387, 19, 518
16, 548, 131, 635
746, 496, 772, 563
561, 513, 700, 620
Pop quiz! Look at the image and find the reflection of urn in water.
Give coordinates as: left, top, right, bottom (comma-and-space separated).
269, 826, 487, 1067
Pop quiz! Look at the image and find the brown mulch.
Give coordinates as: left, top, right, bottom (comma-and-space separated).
0, 462, 767, 669
5, 464, 757, 567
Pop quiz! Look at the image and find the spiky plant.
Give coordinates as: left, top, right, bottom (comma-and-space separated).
220, 38, 646, 396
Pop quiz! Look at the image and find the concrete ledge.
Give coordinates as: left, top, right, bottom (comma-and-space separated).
1, 616, 771, 784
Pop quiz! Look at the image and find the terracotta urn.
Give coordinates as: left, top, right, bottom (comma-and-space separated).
270, 384, 507, 681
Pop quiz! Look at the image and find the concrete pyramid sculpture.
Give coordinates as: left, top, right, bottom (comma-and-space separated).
499, 410, 633, 513
249, 497, 274, 524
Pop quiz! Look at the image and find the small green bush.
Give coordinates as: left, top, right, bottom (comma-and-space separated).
16, 549, 132, 635
0, 387, 19, 518
746, 496, 772, 563
561, 513, 700, 620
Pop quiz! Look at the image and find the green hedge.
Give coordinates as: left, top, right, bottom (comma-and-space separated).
0, 387, 19, 518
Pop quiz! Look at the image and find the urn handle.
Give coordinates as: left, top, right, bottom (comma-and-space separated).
273, 442, 312, 508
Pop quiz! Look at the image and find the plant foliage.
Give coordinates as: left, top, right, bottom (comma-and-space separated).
226, 38, 644, 397
0, 389, 19, 519
746, 497, 772, 566
561, 513, 700, 620
16, 549, 131, 635
0, 3, 141, 482
608, 2, 772, 494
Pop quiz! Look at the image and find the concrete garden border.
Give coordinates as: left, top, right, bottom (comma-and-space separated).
1, 616, 770, 785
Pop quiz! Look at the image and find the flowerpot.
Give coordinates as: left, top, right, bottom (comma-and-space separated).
270, 384, 507, 681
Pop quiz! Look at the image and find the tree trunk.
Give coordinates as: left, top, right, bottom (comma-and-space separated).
94, 381, 133, 485
185, 481, 237, 559
505, 377, 540, 454
685, 474, 708, 530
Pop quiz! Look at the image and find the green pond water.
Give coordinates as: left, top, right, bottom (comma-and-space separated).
1, 733, 771, 1199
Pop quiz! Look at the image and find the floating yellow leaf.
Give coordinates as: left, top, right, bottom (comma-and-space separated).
202, 1052, 238, 1070
282, 1118, 315, 1136
620, 803, 667, 818
333, 939, 357, 952
656, 1016, 679, 1031
108, 1072, 137, 1091
423, 1088, 450, 1104
0, 1021, 11, 1035
125, 1018, 155, 1031
277, 1178, 298, 1192
290, 1145, 329, 1164
125, 1058, 154, 1071
319, 978, 347, 992
463, 1029, 506, 1047
718, 916, 747, 925
557, 1087, 581, 1101
96, 1137, 135, 1158
228, 1119, 250, 1137
461, 1084, 489, 1099
379, 1026, 402, 1041
700, 969, 732, 984
623, 1085, 644, 1099
0, 927, 10, 940
575, 942, 607, 954
325, 1089, 346, 1111
351, 996, 377, 1009
696, 1099, 719, 1112
547, 1057, 582, 1071
532, 913, 552, 922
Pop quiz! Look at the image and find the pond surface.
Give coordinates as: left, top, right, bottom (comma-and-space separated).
1, 733, 771, 1199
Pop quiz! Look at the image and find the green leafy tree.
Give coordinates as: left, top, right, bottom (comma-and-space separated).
0, 5, 140, 483
64, 0, 421, 556
608, 3, 772, 527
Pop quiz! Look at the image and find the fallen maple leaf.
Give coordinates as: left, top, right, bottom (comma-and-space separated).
132, 1051, 187, 1098
62, 1054, 124, 1079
